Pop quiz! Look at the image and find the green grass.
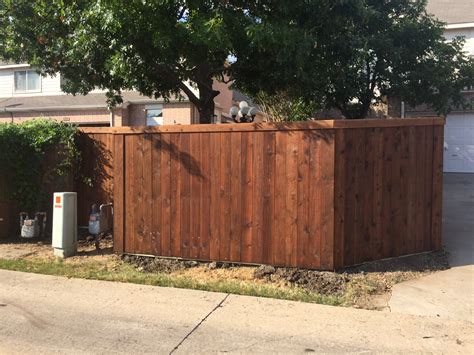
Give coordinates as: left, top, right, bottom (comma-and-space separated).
0, 258, 344, 306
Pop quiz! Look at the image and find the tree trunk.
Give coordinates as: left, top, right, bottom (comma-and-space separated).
197, 99, 215, 124
194, 64, 220, 124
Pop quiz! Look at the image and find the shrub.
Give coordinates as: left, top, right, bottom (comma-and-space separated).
0, 119, 80, 212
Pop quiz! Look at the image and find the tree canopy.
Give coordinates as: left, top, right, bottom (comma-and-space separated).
1, 0, 472, 121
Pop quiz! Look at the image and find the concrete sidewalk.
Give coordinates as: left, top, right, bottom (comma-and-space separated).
389, 173, 474, 323
1, 269, 472, 354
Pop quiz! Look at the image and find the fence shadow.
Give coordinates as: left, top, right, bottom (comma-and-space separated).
153, 136, 205, 180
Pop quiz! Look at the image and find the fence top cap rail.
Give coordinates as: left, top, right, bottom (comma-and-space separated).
79, 117, 444, 134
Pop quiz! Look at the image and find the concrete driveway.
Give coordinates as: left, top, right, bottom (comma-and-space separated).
1, 269, 473, 354
389, 173, 474, 322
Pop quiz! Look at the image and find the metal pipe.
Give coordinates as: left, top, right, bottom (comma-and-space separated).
99, 203, 113, 217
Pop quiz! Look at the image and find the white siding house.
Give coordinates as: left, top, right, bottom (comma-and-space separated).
408, 0, 474, 173
0, 64, 63, 98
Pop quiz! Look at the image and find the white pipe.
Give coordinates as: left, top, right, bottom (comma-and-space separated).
108, 108, 115, 127
401, 101, 405, 118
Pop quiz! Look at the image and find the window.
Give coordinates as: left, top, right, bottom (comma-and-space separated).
14, 70, 41, 92
145, 105, 163, 126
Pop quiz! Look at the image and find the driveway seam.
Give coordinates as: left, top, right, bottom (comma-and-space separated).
169, 293, 230, 354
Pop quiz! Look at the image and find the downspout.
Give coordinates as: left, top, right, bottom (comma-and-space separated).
108, 108, 115, 127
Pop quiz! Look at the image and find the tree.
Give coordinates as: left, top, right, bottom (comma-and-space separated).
254, 91, 318, 122
321, 0, 474, 119
2, 1, 472, 121
1, 1, 254, 123
236, 0, 474, 119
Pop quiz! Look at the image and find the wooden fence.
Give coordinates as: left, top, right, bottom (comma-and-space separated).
79, 118, 444, 270
75, 131, 114, 226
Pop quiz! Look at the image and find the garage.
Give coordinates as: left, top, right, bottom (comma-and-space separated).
444, 113, 474, 173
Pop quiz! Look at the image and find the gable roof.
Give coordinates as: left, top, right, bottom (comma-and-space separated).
426, 0, 474, 25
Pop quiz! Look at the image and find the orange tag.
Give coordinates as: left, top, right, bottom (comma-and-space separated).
55, 196, 61, 204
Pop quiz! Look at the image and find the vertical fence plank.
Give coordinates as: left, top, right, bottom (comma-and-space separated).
124, 135, 136, 253
151, 134, 162, 256
423, 125, 434, 252
241, 132, 254, 263
219, 132, 232, 261
200, 132, 211, 260
230, 132, 242, 262
319, 131, 335, 269
405, 126, 417, 255
113, 134, 125, 253
431, 124, 444, 250
285, 132, 299, 267
252, 132, 264, 264
333, 130, 345, 269
342, 130, 356, 266
262, 131, 276, 265
353, 129, 366, 264
170, 133, 181, 257
381, 128, 395, 258
390, 128, 402, 258
189, 133, 201, 259
398, 127, 410, 256
359, 128, 375, 264
209, 132, 221, 260
179, 133, 191, 259
274, 131, 288, 266
414, 126, 427, 253
160, 134, 171, 256
141, 134, 153, 255
372, 128, 385, 261
135, 135, 146, 253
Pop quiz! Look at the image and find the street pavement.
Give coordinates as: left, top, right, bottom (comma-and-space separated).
0, 269, 472, 354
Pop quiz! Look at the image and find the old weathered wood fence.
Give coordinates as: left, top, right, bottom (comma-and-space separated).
79, 118, 444, 270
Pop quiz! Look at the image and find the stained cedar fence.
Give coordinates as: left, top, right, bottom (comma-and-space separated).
79, 118, 444, 270
75, 132, 115, 226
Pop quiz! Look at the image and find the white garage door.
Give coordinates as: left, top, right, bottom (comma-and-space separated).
444, 113, 474, 173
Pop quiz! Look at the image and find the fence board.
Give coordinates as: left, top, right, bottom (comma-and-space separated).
241, 132, 254, 263
112, 135, 124, 252
160, 134, 172, 256
219, 133, 232, 261
431, 125, 444, 250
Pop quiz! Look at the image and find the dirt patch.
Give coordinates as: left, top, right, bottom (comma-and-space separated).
121, 255, 199, 273
0, 233, 118, 266
122, 250, 449, 310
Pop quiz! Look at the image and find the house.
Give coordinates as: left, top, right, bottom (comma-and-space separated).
389, 0, 474, 173
0, 62, 234, 127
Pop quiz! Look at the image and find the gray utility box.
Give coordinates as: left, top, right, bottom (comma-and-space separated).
52, 192, 77, 258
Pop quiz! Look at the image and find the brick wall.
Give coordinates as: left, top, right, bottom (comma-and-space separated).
127, 102, 193, 126
0, 109, 110, 124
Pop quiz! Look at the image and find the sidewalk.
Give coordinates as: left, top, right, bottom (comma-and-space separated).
1, 269, 472, 354
389, 173, 474, 322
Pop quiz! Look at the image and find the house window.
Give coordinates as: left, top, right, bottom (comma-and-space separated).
145, 104, 163, 126
14, 70, 41, 92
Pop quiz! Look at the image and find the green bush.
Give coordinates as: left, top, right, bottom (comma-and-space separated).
0, 119, 80, 211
